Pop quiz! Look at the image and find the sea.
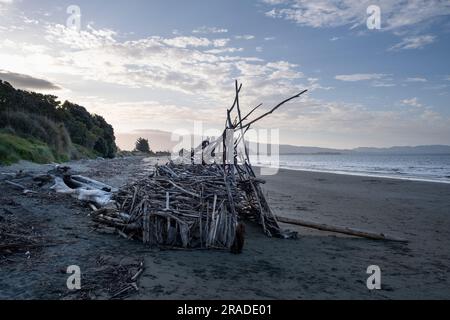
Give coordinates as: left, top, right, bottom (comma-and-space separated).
253, 153, 450, 184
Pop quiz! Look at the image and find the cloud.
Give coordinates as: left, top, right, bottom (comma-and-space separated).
335, 73, 396, 87
330, 37, 340, 41
0, 69, 61, 90
45, 24, 117, 50
162, 36, 229, 48
0, 0, 14, 14
205, 47, 244, 54
262, 0, 450, 30
255, 95, 450, 147
235, 35, 255, 40
401, 97, 423, 108
192, 26, 228, 34
389, 34, 436, 51
307, 77, 334, 91
80, 97, 232, 136
84, 91, 450, 149
264, 37, 276, 41
261, 0, 287, 4
424, 84, 449, 90
20, 24, 309, 108
335, 73, 387, 81
371, 81, 396, 87
406, 77, 427, 82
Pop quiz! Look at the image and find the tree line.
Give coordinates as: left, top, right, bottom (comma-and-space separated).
0, 80, 117, 162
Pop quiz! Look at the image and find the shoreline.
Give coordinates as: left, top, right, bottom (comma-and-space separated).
255, 165, 450, 185
2, 156, 449, 185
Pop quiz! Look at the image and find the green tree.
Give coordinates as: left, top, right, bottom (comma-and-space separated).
135, 137, 150, 153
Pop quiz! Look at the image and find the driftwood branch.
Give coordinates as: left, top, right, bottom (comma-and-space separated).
241, 90, 308, 129
4, 180, 37, 194
276, 216, 408, 243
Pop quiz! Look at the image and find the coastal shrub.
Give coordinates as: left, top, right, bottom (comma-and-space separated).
0, 80, 118, 163
0, 133, 55, 165
0, 111, 72, 155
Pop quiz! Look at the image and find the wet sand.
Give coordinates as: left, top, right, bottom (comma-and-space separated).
1, 158, 449, 299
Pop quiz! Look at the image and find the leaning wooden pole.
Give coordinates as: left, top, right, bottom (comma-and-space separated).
275, 216, 408, 243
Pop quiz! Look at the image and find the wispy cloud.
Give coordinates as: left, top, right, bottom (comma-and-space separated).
162, 36, 229, 48
371, 81, 396, 88
335, 73, 387, 82
0, 0, 14, 14
401, 97, 423, 108
256, 95, 450, 147
335, 73, 396, 87
205, 47, 244, 54
192, 26, 228, 34
406, 77, 428, 82
261, 0, 287, 4
262, 0, 450, 30
235, 34, 255, 40
389, 34, 436, 51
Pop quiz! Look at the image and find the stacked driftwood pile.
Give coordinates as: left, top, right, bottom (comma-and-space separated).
93, 164, 238, 249
88, 82, 307, 250
92, 161, 284, 250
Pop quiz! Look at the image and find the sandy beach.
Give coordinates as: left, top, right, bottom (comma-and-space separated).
1, 157, 449, 299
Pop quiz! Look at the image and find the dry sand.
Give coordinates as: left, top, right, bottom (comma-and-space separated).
1, 158, 449, 299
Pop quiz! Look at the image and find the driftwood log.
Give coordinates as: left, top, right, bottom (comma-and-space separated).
50, 175, 116, 207
276, 216, 408, 243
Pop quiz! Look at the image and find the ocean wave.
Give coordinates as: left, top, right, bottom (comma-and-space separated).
255, 154, 450, 184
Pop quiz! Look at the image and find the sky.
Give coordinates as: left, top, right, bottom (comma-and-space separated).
0, 0, 449, 149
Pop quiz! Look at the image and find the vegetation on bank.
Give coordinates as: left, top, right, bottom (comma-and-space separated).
115, 137, 170, 158
0, 133, 57, 165
0, 80, 117, 165
116, 137, 171, 157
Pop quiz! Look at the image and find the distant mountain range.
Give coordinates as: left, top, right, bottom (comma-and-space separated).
277, 145, 348, 155
115, 130, 450, 155
277, 144, 450, 155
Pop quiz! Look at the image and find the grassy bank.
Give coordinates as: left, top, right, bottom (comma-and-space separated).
0, 133, 58, 165
0, 133, 106, 166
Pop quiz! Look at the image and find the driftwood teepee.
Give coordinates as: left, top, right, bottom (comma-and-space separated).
91, 82, 308, 250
